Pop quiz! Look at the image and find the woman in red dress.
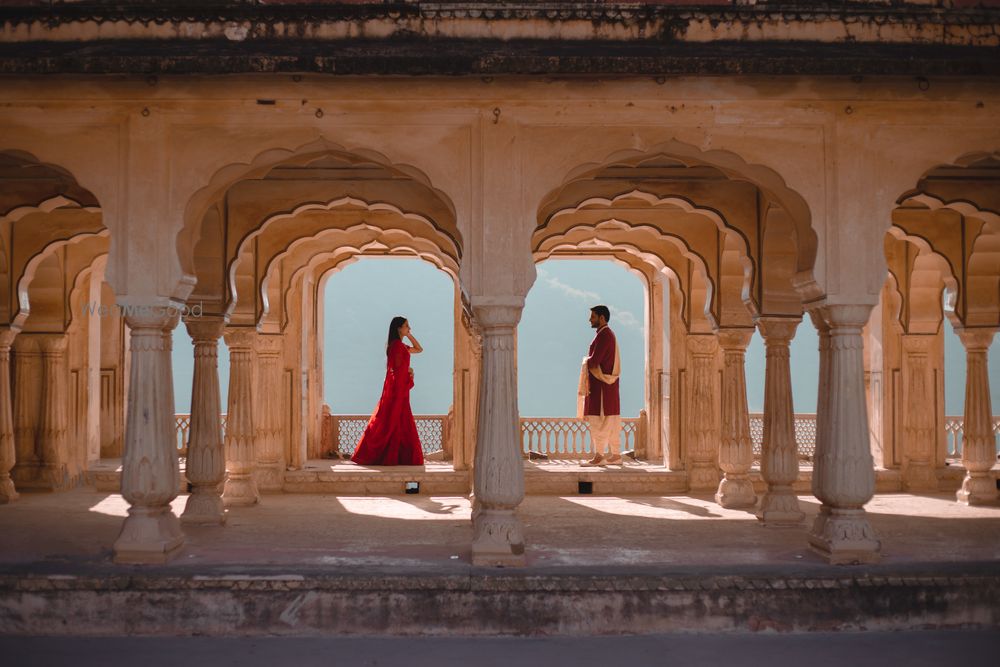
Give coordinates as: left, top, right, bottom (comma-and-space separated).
351, 316, 425, 466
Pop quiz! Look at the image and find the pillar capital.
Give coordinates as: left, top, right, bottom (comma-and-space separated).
255, 332, 283, 356
687, 333, 718, 357
955, 327, 997, 352
716, 328, 753, 351
185, 316, 226, 342
813, 303, 874, 333
223, 327, 256, 350
901, 333, 936, 354
123, 308, 179, 332
470, 296, 524, 332
0, 326, 18, 350
757, 317, 800, 345
34, 333, 68, 355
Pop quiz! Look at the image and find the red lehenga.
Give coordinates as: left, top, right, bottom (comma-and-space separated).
351, 339, 424, 465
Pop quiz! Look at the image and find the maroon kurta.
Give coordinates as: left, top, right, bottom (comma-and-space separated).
584, 326, 620, 416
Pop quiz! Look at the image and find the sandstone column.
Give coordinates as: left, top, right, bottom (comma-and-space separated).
901, 334, 938, 491
808, 305, 880, 564
113, 310, 185, 564
715, 329, 756, 508
11, 336, 40, 487
36, 334, 70, 490
470, 298, 526, 566
0, 328, 19, 503
956, 328, 998, 505
181, 318, 227, 525
756, 318, 804, 526
686, 335, 720, 491
223, 328, 258, 506
255, 333, 285, 492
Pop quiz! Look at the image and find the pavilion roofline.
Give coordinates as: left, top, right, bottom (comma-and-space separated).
1, 38, 998, 77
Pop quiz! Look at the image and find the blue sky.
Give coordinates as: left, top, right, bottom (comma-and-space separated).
172, 257, 999, 417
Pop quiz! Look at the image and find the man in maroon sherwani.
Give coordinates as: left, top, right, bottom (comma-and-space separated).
581, 305, 622, 467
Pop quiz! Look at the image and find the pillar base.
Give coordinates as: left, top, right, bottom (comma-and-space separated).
808, 506, 880, 565
903, 462, 938, 492
181, 486, 226, 525
0, 475, 18, 503
956, 473, 998, 505
756, 486, 804, 526
113, 506, 185, 564
688, 464, 720, 492
471, 508, 526, 567
715, 474, 756, 509
223, 474, 259, 507
254, 463, 285, 494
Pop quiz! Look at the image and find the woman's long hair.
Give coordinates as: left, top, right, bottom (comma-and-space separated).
386, 316, 407, 356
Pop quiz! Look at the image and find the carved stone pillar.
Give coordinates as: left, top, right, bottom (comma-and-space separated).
756, 318, 804, 526
470, 298, 526, 567
901, 334, 938, 491
181, 318, 227, 525
715, 329, 756, 508
11, 336, 40, 486
255, 333, 284, 493
113, 311, 184, 564
956, 328, 998, 506
686, 335, 720, 491
36, 334, 70, 490
0, 328, 19, 503
808, 305, 880, 564
223, 328, 258, 506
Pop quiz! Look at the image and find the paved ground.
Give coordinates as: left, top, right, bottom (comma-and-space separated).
2, 631, 999, 667
0, 487, 998, 573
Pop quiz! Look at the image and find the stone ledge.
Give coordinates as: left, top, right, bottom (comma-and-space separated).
1, 566, 998, 635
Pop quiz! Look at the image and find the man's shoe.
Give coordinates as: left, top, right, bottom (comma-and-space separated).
605, 454, 624, 466
582, 454, 606, 467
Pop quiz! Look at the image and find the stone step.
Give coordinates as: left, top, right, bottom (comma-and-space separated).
2, 565, 997, 636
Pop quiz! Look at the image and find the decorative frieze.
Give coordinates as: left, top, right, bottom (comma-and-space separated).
181, 318, 227, 525
113, 310, 185, 564
470, 298, 526, 567
955, 328, 998, 506
756, 318, 804, 526
715, 329, 755, 509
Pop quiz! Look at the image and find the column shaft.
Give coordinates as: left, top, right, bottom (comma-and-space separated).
808, 305, 880, 564
181, 318, 227, 524
113, 311, 185, 564
715, 329, 756, 508
255, 334, 285, 492
956, 328, 997, 505
0, 328, 19, 503
686, 335, 720, 491
756, 318, 803, 526
37, 334, 70, 490
223, 328, 259, 506
471, 299, 526, 567
901, 334, 938, 491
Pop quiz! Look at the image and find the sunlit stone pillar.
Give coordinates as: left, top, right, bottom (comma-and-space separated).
808, 305, 880, 564
687, 335, 720, 491
113, 311, 184, 564
901, 334, 938, 491
255, 333, 284, 492
223, 328, 258, 507
756, 318, 804, 526
715, 329, 756, 508
181, 318, 226, 525
470, 298, 526, 567
956, 328, 998, 506
37, 334, 69, 490
0, 328, 19, 503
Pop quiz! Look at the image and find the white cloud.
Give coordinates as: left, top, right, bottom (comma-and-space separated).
612, 308, 642, 331
541, 273, 602, 303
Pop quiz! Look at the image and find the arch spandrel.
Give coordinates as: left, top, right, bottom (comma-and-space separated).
20, 233, 109, 333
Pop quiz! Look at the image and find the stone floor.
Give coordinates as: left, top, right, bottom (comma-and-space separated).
1, 486, 998, 572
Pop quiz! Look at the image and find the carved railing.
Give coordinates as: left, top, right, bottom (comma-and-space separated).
520, 417, 641, 460
944, 416, 1000, 459
748, 413, 817, 463
327, 414, 447, 456
174, 413, 227, 458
